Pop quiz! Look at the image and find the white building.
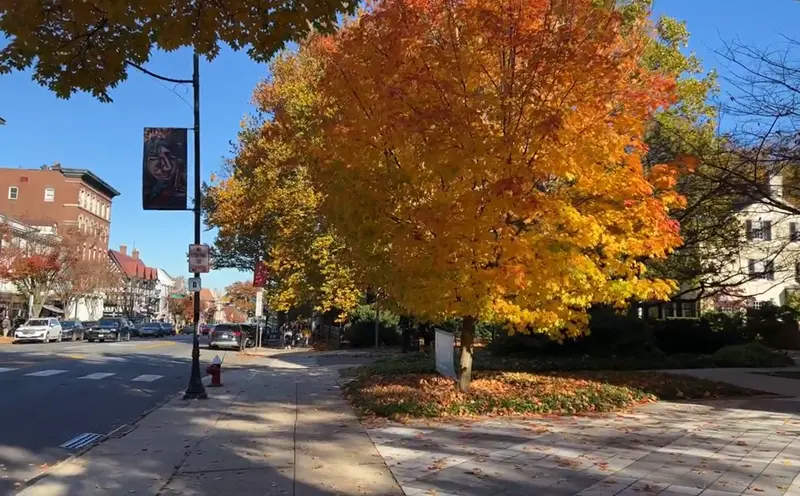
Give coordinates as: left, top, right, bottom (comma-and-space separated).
156, 268, 176, 322
715, 173, 800, 309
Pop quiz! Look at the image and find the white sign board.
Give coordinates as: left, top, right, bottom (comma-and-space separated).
255, 289, 264, 317
434, 329, 457, 380
188, 277, 201, 292
188, 244, 210, 273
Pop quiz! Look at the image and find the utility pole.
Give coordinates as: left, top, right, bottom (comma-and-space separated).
183, 52, 207, 400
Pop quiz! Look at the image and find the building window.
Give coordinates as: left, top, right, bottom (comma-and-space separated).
748, 259, 775, 280
792, 223, 800, 242
8, 186, 18, 200
746, 220, 772, 241
44, 188, 55, 202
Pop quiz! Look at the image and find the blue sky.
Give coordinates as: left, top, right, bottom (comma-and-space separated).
0, 0, 798, 293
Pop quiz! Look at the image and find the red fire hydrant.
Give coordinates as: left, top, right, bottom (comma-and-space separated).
206, 355, 223, 387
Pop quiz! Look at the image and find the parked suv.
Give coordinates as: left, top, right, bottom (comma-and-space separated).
85, 318, 133, 342
209, 323, 253, 350
14, 318, 62, 343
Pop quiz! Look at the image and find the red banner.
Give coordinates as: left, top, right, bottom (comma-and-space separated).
253, 261, 269, 288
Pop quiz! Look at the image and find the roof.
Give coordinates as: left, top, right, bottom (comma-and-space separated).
108, 250, 158, 281
199, 288, 215, 302
58, 168, 121, 198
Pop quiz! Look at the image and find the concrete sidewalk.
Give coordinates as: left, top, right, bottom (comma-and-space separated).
17, 362, 402, 495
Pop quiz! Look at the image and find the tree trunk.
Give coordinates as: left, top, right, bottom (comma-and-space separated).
458, 316, 476, 392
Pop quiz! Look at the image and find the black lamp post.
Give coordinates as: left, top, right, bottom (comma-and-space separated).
126, 53, 206, 400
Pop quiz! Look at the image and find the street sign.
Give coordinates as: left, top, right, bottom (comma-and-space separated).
255, 289, 264, 318
188, 277, 202, 292
253, 261, 269, 288
188, 244, 210, 273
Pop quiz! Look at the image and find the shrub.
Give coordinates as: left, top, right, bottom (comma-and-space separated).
711, 343, 795, 368
345, 321, 401, 348
492, 306, 656, 357
745, 304, 800, 350
653, 316, 747, 355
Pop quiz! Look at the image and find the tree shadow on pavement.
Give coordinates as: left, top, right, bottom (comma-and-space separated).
11, 359, 403, 496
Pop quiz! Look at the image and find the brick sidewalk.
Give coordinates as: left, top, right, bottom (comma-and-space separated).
367, 395, 800, 496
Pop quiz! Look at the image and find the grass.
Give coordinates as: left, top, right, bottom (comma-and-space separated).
344, 353, 770, 420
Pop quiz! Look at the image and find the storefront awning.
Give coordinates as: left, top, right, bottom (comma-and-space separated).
42, 305, 64, 314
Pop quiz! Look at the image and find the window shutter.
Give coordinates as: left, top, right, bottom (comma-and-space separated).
748, 259, 756, 275
746, 220, 753, 240
766, 261, 775, 280
764, 220, 772, 240
792, 223, 798, 242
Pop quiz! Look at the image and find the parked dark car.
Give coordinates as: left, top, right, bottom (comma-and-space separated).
209, 323, 253, 350
160, 323, 176, 336
85, 318, 133, 342
138, 322, 164, 338
59, 320, 85, 341
179, 325, 194, 335
83, 320, 98, 330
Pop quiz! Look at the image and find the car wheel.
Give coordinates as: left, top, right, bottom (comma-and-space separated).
88, 338, 95, 343
99, 339, 105, 343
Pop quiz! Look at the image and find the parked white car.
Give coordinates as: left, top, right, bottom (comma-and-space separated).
14, 318, 63, 343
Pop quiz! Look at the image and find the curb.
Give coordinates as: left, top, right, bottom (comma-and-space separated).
13, 376, 213, 495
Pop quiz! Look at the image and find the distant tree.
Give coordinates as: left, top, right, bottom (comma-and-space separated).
224, 281, 258, 316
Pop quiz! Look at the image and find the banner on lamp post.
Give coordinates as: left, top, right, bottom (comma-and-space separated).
253, 261, 269, 288
142, 127, 188, 210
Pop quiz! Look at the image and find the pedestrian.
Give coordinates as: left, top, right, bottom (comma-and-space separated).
283, 323, 293, 349
1, 314, 9, 337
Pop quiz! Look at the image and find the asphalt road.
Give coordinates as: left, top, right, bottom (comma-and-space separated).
0, 333, 234, 495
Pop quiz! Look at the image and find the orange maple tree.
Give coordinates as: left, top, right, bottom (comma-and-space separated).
300, 0, 685, 389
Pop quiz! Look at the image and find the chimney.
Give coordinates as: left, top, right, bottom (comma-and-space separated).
119, 244, 127, 256
770, 172, 783, 199
132, 248, 139, 259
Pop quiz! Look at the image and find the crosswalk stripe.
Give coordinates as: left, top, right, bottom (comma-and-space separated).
0, 367, 18, 373
25, 369, 67, 377
80, 372, 115, 380
131, 374, 163, 382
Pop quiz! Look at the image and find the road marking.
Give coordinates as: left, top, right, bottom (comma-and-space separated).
60, 432, 104, 450
0, 367, 18, 373
131, 374, 163, 382
25, 369, 67, 377
63, 354, 86, 360
80, 372, 115, 380
134, 342, 176, 350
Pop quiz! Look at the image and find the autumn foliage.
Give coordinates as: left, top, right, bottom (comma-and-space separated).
306, 0, 682, 335
213, 0, 687, 390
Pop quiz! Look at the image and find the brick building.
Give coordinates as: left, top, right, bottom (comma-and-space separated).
0, 164, 119, 260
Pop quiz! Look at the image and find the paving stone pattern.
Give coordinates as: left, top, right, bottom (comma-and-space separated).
367, 399, 800, 496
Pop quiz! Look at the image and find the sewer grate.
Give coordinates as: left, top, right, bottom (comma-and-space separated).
59, 432, 104, 450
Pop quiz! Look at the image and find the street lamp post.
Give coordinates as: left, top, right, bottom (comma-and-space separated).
125, 52, 206, 400
183, 52, 207, 400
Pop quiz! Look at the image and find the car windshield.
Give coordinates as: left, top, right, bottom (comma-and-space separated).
25, 319, 49, 327
97, 319, 121, 326
214, 325, 237, 332
143, 323, 160, 328
60, 321, 77, 328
